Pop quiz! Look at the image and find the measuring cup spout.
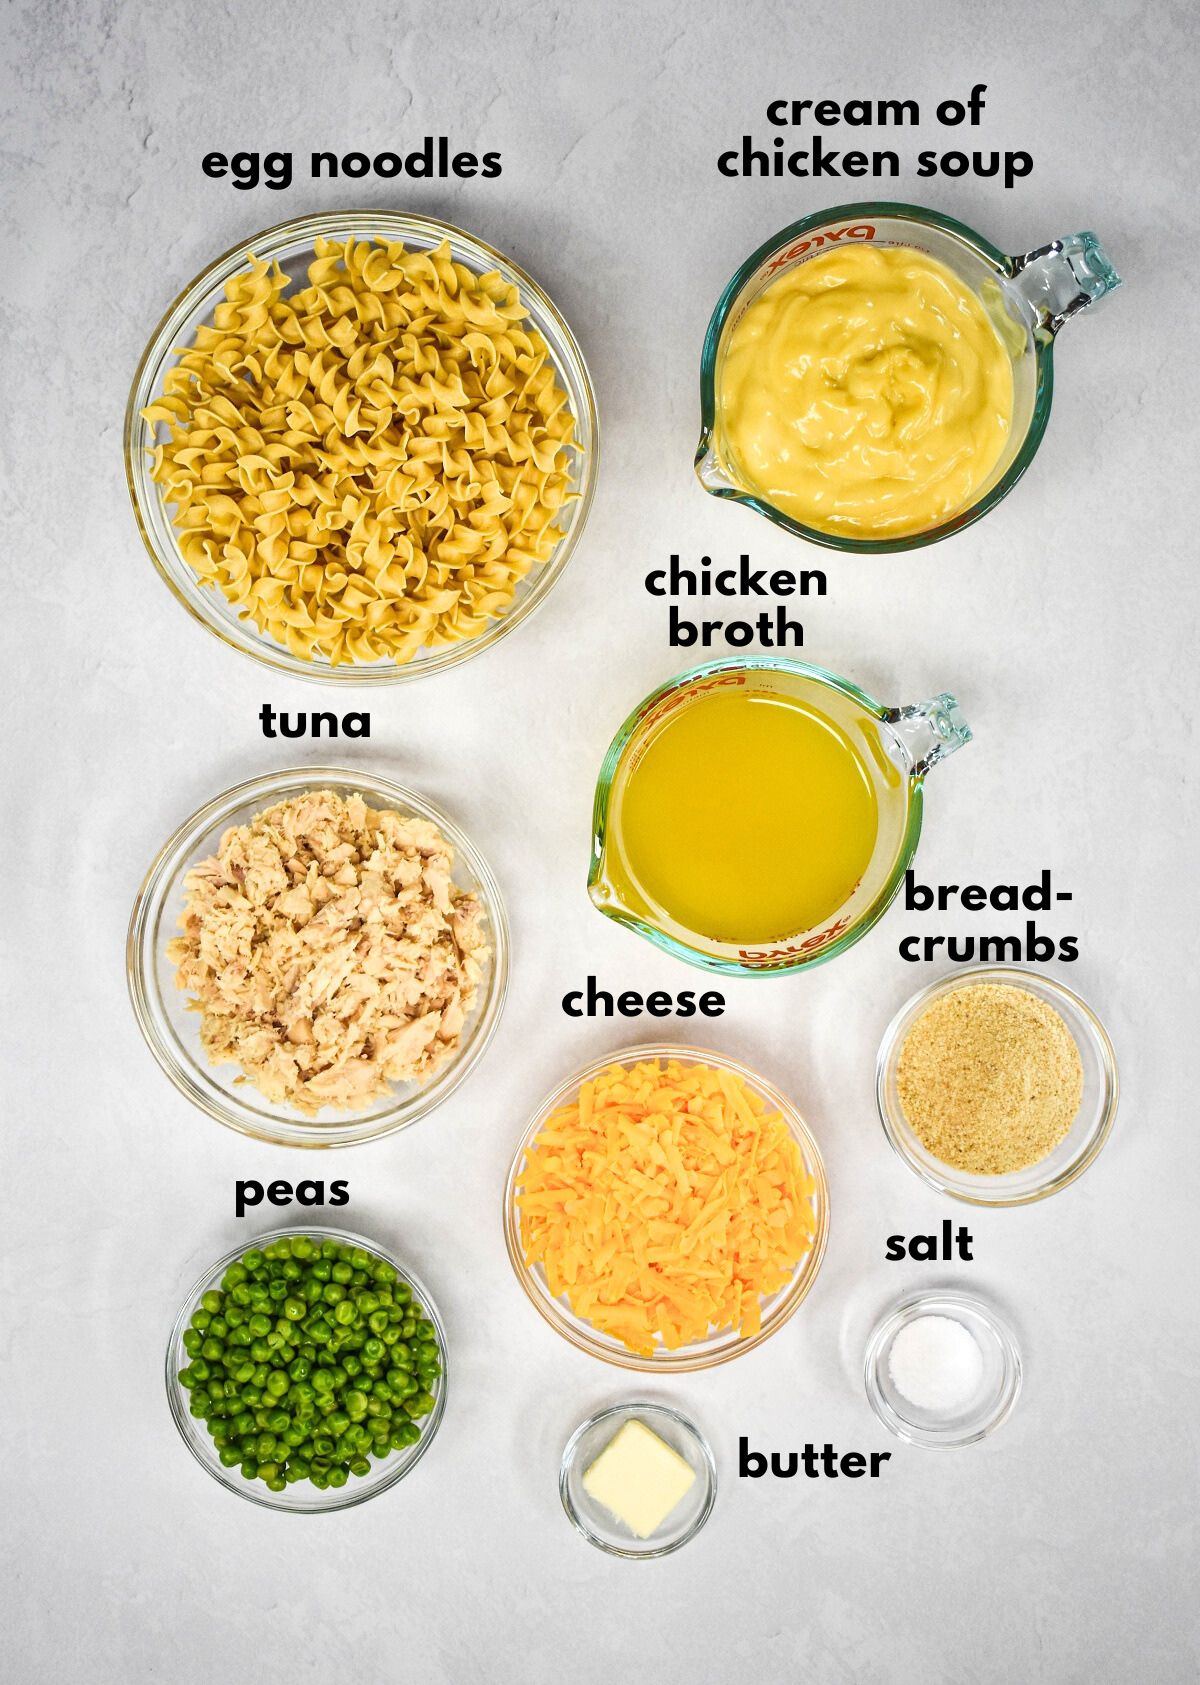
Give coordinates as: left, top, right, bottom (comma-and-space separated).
885, 694, 972, 777
1009, 233, 1122, 337
694, 440, 740, 497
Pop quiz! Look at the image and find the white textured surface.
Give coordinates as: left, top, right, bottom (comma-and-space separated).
4, 2, 1198, 1680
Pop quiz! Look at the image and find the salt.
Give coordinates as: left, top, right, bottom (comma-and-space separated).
888, 1314, 984, 1413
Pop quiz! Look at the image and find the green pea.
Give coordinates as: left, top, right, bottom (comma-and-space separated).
240, 1460, 259, 1480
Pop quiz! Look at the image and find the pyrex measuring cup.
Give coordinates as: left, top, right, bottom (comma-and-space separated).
588, 657, 971, 976
696, 201, 1121, 551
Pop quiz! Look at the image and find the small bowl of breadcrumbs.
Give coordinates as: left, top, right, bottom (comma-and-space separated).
876, 965, 1118, 1206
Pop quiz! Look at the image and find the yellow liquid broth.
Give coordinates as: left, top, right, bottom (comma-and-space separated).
612, 689, 880, 946
718, 244, 1014, 538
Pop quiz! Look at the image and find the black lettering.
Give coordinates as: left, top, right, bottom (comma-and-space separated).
1005, 151, 1033, 188
699, 991, 725, 1016
768, 569, 796, 595
617, 991, 642, 1016
978, 934, 1020, 962
342, 151, 370, 178
1058, 935, 1079, 962
329, 1180, 349, 1207
562, 990, 583, 1017
900, 936, 921, 960
668, 605, 697, 646
296, 1180, 321, 1207
961, 884, 986, 910
910, 1233, 937, 1261
259, 703, 277, 738
481, 151, 503, 178
878, 99, 919, 125
230, 151, 261, 191
842, 1453, 866, 1477
235, 1179, 263, 1218
739, 1437, 767, 1477
373, 151, 402, 178
993, 883, 1018, 910
202, 151, 228, 180
811, 134, 840, 175
1024, 870, 1051, 911
644, 569, 666, 596
344, 712, 369, 738
453, 151, 479, 178
916, 149, 937, 177
645, 991, 673, 1017
311, 151, 339, 178
264, 152, 292, 190
938, 98, 967, 125
726, 619, 753, 647
717, 149, 739, 177
813, 99, 842, 124
587, 976, 614, 1016
766, 100, 788, 125
885, 1235, 905, 1260
1026, 920, 1056, 962
311, 711, 337, 738
871, 1452, 892, 1475
905, 871, 933, 911
267, 1179, 293, 1206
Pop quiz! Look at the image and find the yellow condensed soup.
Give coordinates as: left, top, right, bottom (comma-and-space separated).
717, 244, 1014, 538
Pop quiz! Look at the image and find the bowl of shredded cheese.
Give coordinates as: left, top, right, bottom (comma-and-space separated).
125, 210, 597, 682
504, 1045, 829, 1371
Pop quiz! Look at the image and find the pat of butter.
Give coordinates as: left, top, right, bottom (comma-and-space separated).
582, 1419, 696, 1539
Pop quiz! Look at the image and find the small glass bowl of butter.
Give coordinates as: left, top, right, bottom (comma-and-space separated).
560, 1402, 716, 1558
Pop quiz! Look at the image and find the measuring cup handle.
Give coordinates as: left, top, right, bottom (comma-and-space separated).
885, 694, 973, 778
1008, 233, 1122, 336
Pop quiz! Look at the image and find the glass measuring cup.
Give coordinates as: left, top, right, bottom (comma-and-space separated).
696, 201, 1121, 551
588, 657, 971, 976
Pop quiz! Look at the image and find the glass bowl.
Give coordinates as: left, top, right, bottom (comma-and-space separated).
125, 209, 598, 684
876, 965, 1118, 1206
128, 765, 508, 1147
503, 1043, 829, 1371
166, 1225, 448, 1511
863, 1289, 1022, 1448
559, 1401, 717, 1558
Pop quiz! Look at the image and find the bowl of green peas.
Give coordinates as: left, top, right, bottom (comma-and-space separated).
167, 1226, 447, 1511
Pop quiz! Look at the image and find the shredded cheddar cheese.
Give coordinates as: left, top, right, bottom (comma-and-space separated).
516, 1057, 818, 1355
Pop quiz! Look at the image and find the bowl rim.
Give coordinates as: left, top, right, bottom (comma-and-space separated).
503, 1040, 830, 1371
124, 207, 599, 686
558, 1398, 718, 1558
862, 1287, 1023, 1449
127, 763, 509, 1148
875, 964, 1119, 1207
165, 1223, 448, 1512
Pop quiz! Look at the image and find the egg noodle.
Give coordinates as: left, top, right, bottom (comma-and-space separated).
143, 237, 578, 665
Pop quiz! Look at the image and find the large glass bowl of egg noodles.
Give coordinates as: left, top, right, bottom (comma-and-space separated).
125, 210, 597, 683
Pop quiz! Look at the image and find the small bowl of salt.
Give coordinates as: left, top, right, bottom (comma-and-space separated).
863, 1290, 1022, 1448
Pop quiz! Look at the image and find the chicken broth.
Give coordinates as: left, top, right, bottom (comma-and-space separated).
610, 689, 879, 945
